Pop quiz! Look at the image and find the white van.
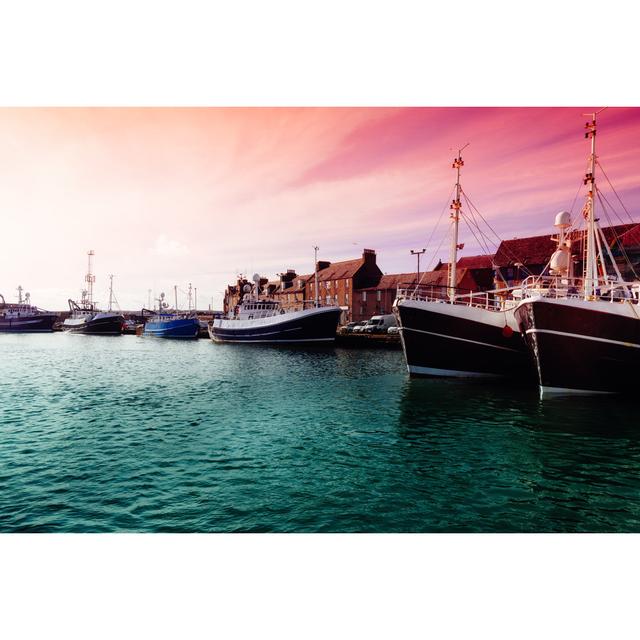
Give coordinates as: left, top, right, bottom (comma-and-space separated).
363, 314, 397, 334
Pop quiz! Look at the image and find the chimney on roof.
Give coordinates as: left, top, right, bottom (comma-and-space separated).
316, 260, 331, 271
362, 248, 376, 265
279, 269, 297, 289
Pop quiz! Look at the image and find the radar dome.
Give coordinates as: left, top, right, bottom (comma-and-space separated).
252, 273, 261, 283
550, 247, 570, 275
243, 284, 252, 293
554, 211, 571, 229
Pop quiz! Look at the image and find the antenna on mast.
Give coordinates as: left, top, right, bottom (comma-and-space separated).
108, 275, 114, 311
581, 109, 606, 299
448, 143, 469, 299
85, 250, 96, 307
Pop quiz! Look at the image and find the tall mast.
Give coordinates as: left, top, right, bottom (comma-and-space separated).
174, 285, 178, 312
194, 287, 198, 313
108, 274, 114, 311
86, 250, 96, 306
188, 283, 193, 311
582, 110, 605, 299
314, 246, 319, 308
17, 285, 23, 304
448, 144, 469, 298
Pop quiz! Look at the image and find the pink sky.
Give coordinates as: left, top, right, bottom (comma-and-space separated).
1, 107, 639, 310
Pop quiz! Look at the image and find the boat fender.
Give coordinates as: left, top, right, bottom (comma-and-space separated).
502, 325, 514, 338
280, 309, 285, 314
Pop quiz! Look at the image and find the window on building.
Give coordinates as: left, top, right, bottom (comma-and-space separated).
376, 290, 381, 302
362, 291, 367, 302
345, 293, 349, 304
334, 280, 338, 289
326, 295, 331, 305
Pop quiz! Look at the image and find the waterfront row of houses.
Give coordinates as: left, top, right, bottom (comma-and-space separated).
222, 222, 640, 324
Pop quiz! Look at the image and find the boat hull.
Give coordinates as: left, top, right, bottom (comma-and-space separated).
143, 317, 199, 339
514, 296, 640, 395
0, 314, 58, 333
209, 307, 341, 343
394, 298, 532, 379
62, 313, 125, 335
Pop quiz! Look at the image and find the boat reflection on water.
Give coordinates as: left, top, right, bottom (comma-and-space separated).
393, 378, 640, 532
396, 376, 639, 438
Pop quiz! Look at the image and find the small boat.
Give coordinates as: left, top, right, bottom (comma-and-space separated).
209, 273, 341, 344
514, 110, 640, 396
0, 287, 58, 333
62, 250, 125, 336
142, 292, 199, 339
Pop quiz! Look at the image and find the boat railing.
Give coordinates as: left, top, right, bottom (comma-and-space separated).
395, 283, 520, 312
519, 275, 640, 303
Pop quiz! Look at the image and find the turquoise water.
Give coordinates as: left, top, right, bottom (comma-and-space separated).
1, 333, 639, 532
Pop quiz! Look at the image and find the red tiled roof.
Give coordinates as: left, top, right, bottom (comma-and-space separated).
494, 235, 557, 268
358, 268, 472, 291
494, 223, 636, 268
457, 254, 494, 269
619, 224, 640, 248
316, 258, 363, 281
359, 273, 419, 291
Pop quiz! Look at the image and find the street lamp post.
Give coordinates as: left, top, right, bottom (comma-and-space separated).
410, 248, 426, 285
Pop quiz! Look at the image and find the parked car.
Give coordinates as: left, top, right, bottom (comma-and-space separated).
363, 314, 397, 334
343, 321, 365, 333
387, 325, 400, 335
352, 321, 368, 333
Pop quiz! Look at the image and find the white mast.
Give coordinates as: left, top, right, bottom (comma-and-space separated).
174, 285, 178, 312
194, 287, 197, 313
582, 109, 606, 299
85, 250, 96, 307
17, 285, 23, 304
314, 246, 319, 308
449, 144, 469, 299
108, 274, 114, 311
188, 283, 193, 311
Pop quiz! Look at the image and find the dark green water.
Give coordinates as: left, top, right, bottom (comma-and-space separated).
1, 334, 639, 532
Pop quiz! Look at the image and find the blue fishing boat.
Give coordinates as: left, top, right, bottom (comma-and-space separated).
142, 290, 199, 339
143, 313, 200, 339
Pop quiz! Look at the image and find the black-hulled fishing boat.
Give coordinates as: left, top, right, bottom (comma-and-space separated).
209, 273, 341, 344
393, 147, 532, 379
514, 111, 640, 396
0, 287, 58, 333
62, 251, 125, 335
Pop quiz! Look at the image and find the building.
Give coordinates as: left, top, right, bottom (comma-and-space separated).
306, 249, 383, 323
222, 248, 497, 324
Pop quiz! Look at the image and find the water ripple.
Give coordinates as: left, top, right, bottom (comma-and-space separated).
1, 334, 640, 531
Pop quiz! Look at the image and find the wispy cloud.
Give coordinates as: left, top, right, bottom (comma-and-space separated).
0, 107, 638, 309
